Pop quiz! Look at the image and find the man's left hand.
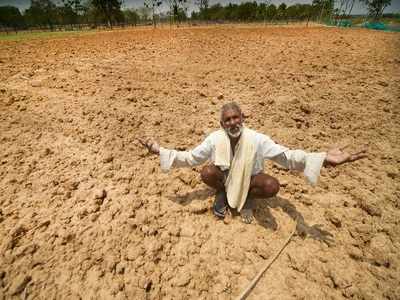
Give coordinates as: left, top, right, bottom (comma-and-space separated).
325, 144, 367, 167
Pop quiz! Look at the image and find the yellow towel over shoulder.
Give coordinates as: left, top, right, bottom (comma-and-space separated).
214, 128, 257, 212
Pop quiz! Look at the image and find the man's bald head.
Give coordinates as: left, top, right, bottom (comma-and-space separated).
220, 102, 242, 122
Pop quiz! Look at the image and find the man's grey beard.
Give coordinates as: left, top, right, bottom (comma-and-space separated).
225, 125, 243, 138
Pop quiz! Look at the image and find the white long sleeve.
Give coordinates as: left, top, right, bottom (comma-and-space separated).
270, 150, 326, 186
158, 129, 326, 185
159, 136, 213, 172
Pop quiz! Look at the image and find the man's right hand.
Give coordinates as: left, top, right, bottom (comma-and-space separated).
138, 138, 160, 155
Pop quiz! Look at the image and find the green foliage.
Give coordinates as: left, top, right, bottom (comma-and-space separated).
312, 0, 333, 21
361, 0, 391, 21
175, 7, 187, 22
277, 3, 287, 20
169, 0, 187, 23
191, 1, 329, 23
25, 0, 57, 28
195, 0, 209, 20
0, 6, 25, 30
123, 8, 140, 25
266, 4, 277, 20
286, 4, 312, 21
137, 6, 151, 21
57, 0, 82, 25
0, 30, 92, 41
0, 0, 341, 31
91, 0, 123, 26
63, 0, 84, 15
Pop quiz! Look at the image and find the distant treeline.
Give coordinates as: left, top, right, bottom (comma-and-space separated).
192, 2, 329, 23
0, 0, 395, 33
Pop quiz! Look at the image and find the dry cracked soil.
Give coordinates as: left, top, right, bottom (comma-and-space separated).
0, 25, 399, 299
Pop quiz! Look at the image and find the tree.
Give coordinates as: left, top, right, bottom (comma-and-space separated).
224, 3, 239, 21
361, 0, 391, 21
144, 0, 162, 27
286, 3, 299, 21
137, 6, 151, 22
257, 2, 267, 22
237, 2, 257, 21
0, 6, 25, 32
24, 0, 57, 29
195, 0, 209, 20
80, 0, 102, 26
58, 0, 83, 26
176, 0, 187, 23
91, 0, 123, 27
312, 0, 334, 22
167, 0, 186, 25
174, 6, 187, 23
266, 4, 277, 22
277, 3, 287, 22
207, 3, 224, 21
63, 0, 84, 15
335, 0, 356, 20
123, 8, 140, 26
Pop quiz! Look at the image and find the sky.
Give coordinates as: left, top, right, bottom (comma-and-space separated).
0, 0, 399, 15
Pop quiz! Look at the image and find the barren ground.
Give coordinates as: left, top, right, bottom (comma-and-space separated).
0, 25, 399, 299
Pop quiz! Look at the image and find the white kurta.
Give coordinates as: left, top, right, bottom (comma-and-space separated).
159, 129, 327, 186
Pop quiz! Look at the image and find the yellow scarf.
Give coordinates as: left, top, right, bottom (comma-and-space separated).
214, 128, 256, 211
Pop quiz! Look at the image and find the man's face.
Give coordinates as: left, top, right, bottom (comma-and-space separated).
220, 108, 243, 138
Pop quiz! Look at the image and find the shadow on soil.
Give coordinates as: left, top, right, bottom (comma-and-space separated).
167, 188, 214, 205
169, 188, 334, 245
255, 196, 334, 246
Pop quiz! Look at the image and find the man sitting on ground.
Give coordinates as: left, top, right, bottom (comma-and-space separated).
140, 102, 366, 223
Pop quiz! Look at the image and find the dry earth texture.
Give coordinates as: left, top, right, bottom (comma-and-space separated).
0, 25, 399, 300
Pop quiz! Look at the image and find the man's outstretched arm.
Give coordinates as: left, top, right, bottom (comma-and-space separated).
138, 137, 213, 172
261, 135, 367, 185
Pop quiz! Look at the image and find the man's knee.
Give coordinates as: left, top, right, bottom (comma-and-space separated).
250, 174, 280, 197
260, 176, 280, 197
200, 165, 221, 184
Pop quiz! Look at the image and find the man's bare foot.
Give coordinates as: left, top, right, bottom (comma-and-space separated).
240, 208, 254, 224
240, 197, 254, 224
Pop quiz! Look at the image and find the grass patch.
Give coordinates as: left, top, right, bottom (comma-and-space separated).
0, 30, 95, 42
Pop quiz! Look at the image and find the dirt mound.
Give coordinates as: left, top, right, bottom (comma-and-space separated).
0, 25, 399, 299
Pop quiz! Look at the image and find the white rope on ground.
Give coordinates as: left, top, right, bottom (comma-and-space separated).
236, 220, 298, 300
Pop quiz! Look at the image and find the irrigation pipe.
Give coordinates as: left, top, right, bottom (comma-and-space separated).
236, 221, 297, 300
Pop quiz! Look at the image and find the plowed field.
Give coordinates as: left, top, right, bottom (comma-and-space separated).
0, 25, 399, 299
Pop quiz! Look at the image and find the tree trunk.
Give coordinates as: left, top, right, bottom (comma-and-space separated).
153, 6, 156, 28
347, 0, 355, 18
319, 2, 325, 22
